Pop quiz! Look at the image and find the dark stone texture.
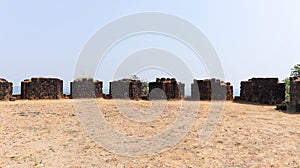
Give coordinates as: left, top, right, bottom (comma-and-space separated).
21, 77, 63, 99
0, 78, 13, 101
290, 76, 300, 112
237, 78, 285, 105
71, 78, 103, 99
149, 78, 184, 100
191, 78, 233, 101
109, 79, 142, 99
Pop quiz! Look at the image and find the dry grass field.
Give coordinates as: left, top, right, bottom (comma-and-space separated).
1, 99, 300, 167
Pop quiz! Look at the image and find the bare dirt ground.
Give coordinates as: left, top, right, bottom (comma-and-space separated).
1, 99, 300, 168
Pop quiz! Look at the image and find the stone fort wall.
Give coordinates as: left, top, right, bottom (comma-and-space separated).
191, 78, 233, 101
70, 78, 103, 99
290, 76, 300, 111
149, 78, 184, 100
2, 76, 300, 108
21, 77, 63, 100
0, 78, 13, 100
235, 78, 285, 105
109, 79, 142, 99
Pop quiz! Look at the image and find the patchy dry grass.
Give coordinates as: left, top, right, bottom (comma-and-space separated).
1, 99, 300, 167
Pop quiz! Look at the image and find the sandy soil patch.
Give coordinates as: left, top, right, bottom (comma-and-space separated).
1, 99, 300, 167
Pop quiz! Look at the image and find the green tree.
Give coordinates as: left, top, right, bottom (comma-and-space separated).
283, 77, 290, 102
284, 64, 300, 102
291, 64, 300, 77
141, 81, 149, 95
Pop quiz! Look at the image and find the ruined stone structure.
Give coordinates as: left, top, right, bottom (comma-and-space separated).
237, 78, 285, 105
148, 78, 184, 100
109, 79, 142, 99
21, 77, 63, 99
70, 78, 103, 99
290, 76, 300, 112
0, 78, 13, 100
191, 79, 233, 100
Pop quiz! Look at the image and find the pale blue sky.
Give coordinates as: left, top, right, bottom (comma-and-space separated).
0, 1, 299, 95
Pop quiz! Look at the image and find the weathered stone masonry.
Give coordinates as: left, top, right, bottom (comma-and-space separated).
70, 78, 103, 98
109, 79, 142, 99
149, 78, 184, 99
21, 78, 63, 99
290, 76, 300, 111
191, 79, 233, 100
0, 78, 13, 100
237, 78, 285, 105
